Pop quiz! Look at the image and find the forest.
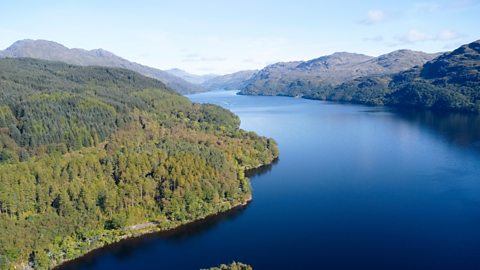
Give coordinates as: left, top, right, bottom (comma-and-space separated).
0, 58, 278, 269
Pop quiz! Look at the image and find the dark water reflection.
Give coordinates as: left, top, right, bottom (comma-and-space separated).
245, 158, 279, 178
59, 91, 480, 270
392, 108, 480, 153
59, 205, 248, 270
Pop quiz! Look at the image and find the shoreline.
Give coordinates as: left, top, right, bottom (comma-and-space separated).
236, 91, 480, 115
53, 161, 277, 270
54, 197, 252, 270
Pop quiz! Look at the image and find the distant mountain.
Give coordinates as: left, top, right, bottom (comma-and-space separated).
201, 70, 257, 91
248, 40, 479, 113
165, 68, 218, 84
0, 39, 205, 94
240, 50, 440, 96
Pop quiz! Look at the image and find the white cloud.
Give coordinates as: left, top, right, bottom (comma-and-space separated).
402, 29, 433, 43
361, 9, 386, 24
128, 33, 293, 74
396, 29, 464, 44
94, 29, 287, 74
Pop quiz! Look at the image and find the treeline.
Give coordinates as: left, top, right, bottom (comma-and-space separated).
0, 58, 278, 269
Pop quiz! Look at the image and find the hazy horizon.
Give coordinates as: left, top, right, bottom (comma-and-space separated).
1, 0, 479, 75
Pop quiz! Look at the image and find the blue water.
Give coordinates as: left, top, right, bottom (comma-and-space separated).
61, 91, 480, 270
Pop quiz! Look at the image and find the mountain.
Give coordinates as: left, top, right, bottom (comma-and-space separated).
0, 39, 204, 94
201, 70, 257, 91
165, 68, 218, 84
240, 50, 440, 96
387, 40, 480, 112
0, 58, 278, 269
328, 40, 480, 112
260, 40, 479, 113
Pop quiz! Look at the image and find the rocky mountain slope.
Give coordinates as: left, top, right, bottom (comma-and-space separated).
240, 50, 440, 96
245, 40, 480, 113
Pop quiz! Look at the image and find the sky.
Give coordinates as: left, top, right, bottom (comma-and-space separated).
1, 0, 479, 75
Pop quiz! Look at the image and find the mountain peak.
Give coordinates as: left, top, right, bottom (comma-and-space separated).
167, 68, 184, 72
449, 39, 480, 56
89, 48, 117, 58
7, 39, 67, 49
373, 49, 440, 70
3, 39, 69, 57
331, 51, 369, 57
298, 52, 373, 70
420, 39, 480, 80
313, 51, 373, 61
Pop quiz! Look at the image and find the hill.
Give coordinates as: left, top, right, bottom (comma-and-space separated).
240, 50, 439, 97
0, 58, 278, 269
0, 39, 205, 94
386, 40, 480, 111
273, 40, 479, 113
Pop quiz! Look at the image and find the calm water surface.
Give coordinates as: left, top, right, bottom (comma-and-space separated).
61, 91, 480, 270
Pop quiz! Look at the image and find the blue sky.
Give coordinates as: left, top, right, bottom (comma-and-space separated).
1, 0, 479, 74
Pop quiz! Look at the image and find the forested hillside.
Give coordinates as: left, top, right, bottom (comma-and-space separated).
386, 40, 480, 112
0, 39, 205, 94
0, 58, 278, 269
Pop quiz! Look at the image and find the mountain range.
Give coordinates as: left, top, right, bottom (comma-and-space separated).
0, 39, 204, 94
1, 38, 478, 113
240, 49, 441, 96
240, 40, 480, 113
